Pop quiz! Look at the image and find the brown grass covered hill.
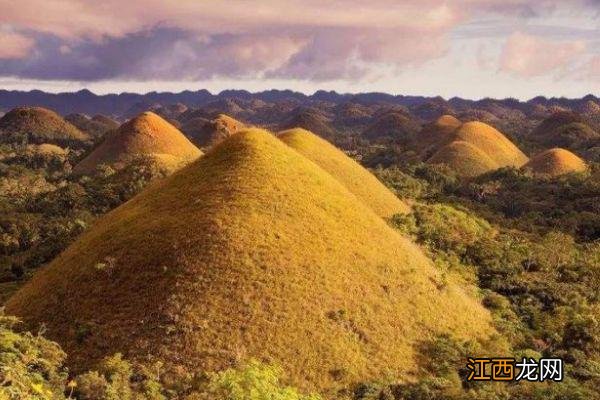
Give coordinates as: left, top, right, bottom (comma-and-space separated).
531, 111, 599, 149
65, 113, 119, 139
362, 109, 420, 142
427, 141, 498, 178
6, 129, 497, 392
279, 107, 336, 139
417, 114, 462, 158
279, 128, 410, 217
522, 148, 588, 177
181, 114, 246, 148
0, 107, 90, 147
427, 121, 529, 177
73, 111, 202, 175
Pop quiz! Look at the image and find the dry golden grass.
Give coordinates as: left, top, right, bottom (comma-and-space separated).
451, 122, 529, 168
426, 121, 529, 177
427, 141, 499, 178
0, 106, 90, 144
6, 128, 496, 392
26, 143, 67, 156
278, 128, 410, 217
73, 111, 202, 174
523, 148, 587, 177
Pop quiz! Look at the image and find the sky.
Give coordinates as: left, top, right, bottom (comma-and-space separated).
0, 0, 598, 99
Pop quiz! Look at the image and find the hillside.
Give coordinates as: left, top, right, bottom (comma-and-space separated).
417, 114, 461, 157
523, 148, 588, 176
279, 108, 336, 138
6, 129, 495, 392
66, 113, 118, 138
181, 114, 246, 148
73, 111, 202, 174
427, 140, 499, 177
0, 107, 90, 146
362, 110, 420, 141
279, 128, 410, 217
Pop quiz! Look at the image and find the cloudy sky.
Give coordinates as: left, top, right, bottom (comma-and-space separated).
0, 0, 598, 99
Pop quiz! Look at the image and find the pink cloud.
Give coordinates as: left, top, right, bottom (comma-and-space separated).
500, 32, 586, 77
0, 31, 34, 59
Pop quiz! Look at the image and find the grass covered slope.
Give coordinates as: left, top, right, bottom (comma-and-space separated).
6, 129, 495, 392
0, 107, 90, 146
278, 128, 410, 217
418, 114, 462, 158
452, 121, 529, 167
427, 140, 499, 178
523, 148, 588, 177
73, 111, 202, 174
426, 121, 529, 177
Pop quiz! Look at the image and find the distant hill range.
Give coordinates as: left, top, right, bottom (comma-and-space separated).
0, 89, 598, 120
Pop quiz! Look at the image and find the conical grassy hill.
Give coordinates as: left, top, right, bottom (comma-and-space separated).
279, 128, 410, 217
427, 140, 499, 178
73, 111, 202, 174
182, 113, 246, 148
523, 148, 587, 177
451, 122, 528, 167
418, 114, 461, 158
427, 121, 529, 177
0, 106, 90, 147
6, 129, 495, 392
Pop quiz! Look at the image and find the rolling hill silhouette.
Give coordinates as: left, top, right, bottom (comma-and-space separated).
0, 107, 90, 147
279, 128, 410, 217
6, 129, 495, 392
523, 148, 587, 177
73, 111, 202, 174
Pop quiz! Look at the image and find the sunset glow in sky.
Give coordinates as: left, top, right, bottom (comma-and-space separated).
0, 0, 598, 99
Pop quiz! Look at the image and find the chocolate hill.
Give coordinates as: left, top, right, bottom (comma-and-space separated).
73, 111, 202, 174
532, 112, 599, 149
362, 110, 420, 141
426, 121, 529, 177
181, 114, 246, 148
0, 107, 90, 147
417, 114, 461, 158
523, 148, 588, 177
6, 129, 495, 392
279, 128, 410, 217
279, 108, 336, 139
427, 141, 498, 178
66, 113, 118, 138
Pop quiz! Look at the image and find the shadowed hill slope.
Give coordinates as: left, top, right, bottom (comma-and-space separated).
279, 108, 336, 139
181, 114, 245, 148
278, 128, 410, 217
523, 148, 588, 177
0, 107, 90, 146
417, 114, 461, 158
362, 110, 420, 141
73, 111, 202, 174
6, 129, 495, 392
66, 113, 118, 138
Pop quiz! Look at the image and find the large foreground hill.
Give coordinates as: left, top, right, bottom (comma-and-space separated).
6, 129, 495, 392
